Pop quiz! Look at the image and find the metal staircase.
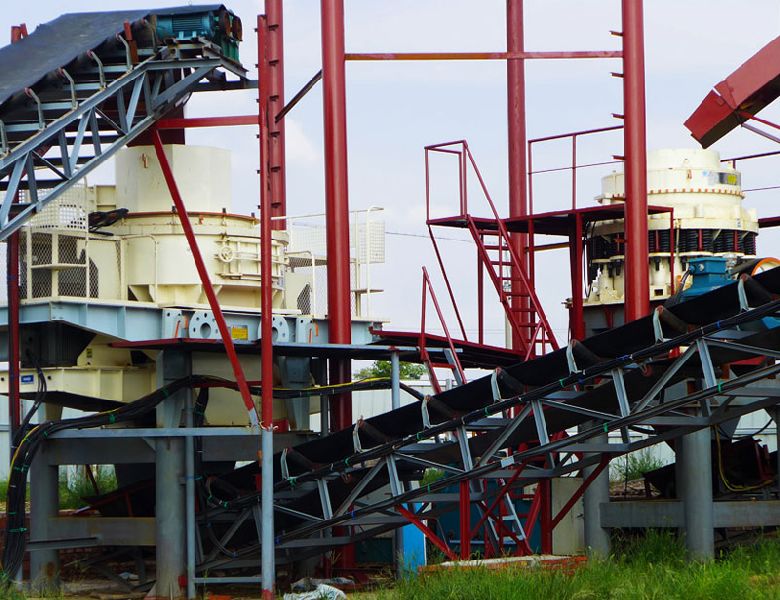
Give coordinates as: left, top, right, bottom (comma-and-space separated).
467, 215, 556, 360
425, 140, 558, 360
0, 11, 248, 239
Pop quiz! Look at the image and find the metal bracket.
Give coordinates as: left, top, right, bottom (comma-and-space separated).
652, 307, 664, 342
566, 341, 580, 374
490, 369, 503, 402
280, 447, 290, 481
421, 396, 431, 429
24, 88, 44, 129
352, 419, 364, 453
115, 34, 133, 71
88, 50, 107, 89
737, 277, 750, 312
57, 68, 78, 109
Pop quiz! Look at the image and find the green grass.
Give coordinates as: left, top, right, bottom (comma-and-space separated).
58, 465, 117, 510
611, 448, 667, 483
370, 532, 780, 600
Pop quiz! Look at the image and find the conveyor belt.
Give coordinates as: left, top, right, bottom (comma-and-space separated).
272, 267, 780, 480
0, 5, 246, 239
65, 267, 780, 570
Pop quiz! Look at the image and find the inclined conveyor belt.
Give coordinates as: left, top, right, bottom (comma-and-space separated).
272, 266, 780, 482
179, 267, 780, 554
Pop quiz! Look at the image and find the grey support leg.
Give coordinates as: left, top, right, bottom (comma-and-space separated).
29, 446, 60, 592
151, 350, 189, 599
580, 426, 611, 557
680, 428, 714, 561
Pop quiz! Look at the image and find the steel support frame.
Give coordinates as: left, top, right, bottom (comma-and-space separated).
258, 13, 277, 600
425, 140, 559, 358
507, 0, 529, 353
320, 0, 353, 437
621, 0, 650, 321
262, 303, 780, 557
0, 53, 245, 239
265, 0, 287, 229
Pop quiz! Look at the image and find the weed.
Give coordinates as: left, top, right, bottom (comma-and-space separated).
610, 448, 667, 483
371, 534, 780, 600
58, 465, 117, 509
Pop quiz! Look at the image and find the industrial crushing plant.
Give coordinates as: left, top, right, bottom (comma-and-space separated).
0, 1, 778, 599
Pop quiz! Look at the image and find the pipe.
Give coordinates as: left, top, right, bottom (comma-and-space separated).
621, 0, 650, 321
266, 0, 287, 229
321, 0, 352, 431
507, 0, 530, 353
151, 131, 259, 427
258, 13, 276, 599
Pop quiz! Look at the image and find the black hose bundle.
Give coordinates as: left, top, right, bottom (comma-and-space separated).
0, 375, 208, 582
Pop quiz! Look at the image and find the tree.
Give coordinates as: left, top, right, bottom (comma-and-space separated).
354, 360, 426, 380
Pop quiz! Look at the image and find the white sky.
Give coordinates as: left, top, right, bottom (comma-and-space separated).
3, 1, 780, 350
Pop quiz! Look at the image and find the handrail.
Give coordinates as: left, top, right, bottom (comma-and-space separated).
420, 266, 466, 394
424, 139, 558, 358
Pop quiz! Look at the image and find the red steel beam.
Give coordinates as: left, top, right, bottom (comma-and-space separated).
397, 505, 458, 562
151, 131, 259, 426
550, 457, 609, 529
621, 0, 650, 322
156, 115, 258, 129
507, 0, 529, 354
345, 50, 622, 61
321, 0, 353, 432
266, 0, 287, 229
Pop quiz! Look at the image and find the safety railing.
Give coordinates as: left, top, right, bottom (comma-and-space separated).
425, 140, 557, 358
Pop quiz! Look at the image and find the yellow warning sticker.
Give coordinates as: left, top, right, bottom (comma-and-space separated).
231, 325, 249, 341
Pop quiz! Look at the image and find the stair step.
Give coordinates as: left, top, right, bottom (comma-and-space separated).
427, 362, 456, 369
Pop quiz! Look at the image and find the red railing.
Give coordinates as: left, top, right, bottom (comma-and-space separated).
425, 140, 558, 360
420, 266, 466, 394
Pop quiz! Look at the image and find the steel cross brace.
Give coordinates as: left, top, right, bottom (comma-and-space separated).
272, 359, 780, 546
0, 50, 245, 239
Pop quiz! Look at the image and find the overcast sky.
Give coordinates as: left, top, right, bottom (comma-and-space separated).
3, 1, 780, 353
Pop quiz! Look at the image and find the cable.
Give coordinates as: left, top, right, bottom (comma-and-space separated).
0, 375, 217, 583
713, 427, 772, 493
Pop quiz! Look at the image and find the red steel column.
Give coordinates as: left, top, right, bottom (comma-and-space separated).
321, 0, 352, 431
507, 0, 530, 352
266, 0, 287, 229
622, 0, 650, 321
258, 14, 276, 600
569, 213, 585, 340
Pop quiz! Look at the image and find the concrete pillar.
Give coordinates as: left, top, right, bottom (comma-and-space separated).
150, 350, 189, 599
29, 445, 60, 592
580, 427, 610, 556
680, 428, 714, 560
